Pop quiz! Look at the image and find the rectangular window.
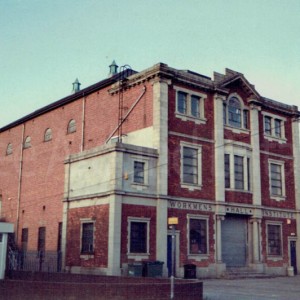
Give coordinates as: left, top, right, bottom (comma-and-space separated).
267, 224, 282, 256
274, 119, 281, 138
81, 222, 94, 254
191, 95, 200, 118
247, 157, 251, 191
21, 228, 28, 252
224, 153, 251, 191
129, 221, 148, 253
264, 116, 272, 135
0, 234, 2, 242
243, 110, 249, 129
270, 163, 283, 196
189, 218, 208, 255
134, 161, 145, 184
37, 227, 46, 253
177, 91, 187, 114
234, 155, 244, 190
57, 222, 62, 252
223, 103, 227, 125
183, 146, 198, 184
224, 154, 230, 188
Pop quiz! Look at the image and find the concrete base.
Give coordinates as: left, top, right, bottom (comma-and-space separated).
287, 266, 294, 277
68, 266, 108, 276
264, 264, 288, 276
249, 263, 264, 273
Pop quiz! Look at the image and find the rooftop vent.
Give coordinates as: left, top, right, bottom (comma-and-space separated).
108, 60, 118, 77
72, 78, 81, 93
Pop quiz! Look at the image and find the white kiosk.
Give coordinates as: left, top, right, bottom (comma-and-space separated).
0, 222, 14, 280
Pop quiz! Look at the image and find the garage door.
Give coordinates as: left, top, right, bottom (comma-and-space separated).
221, 215, 247, 267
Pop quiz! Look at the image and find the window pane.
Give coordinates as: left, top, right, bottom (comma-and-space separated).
264, 116, 272, 135
44, 128, 52, 142
234, 155, 244, 190
134, 161, 145, 184
243, 110, 249, 129
189, 219, 207, 254
81, 223, 94, 253
223, 103, 227, 125
228, 97, 241, 128
191, 95, 200, 118
68, 119, 76, 133
270, 163, 282, 196
6, 143, 13, 155
274, 119, 281, 137
267, 224, 282, 256
177, 92, 187, 114
130, 222, 147, 253
224, 154, 230, 188
247, 157, 251, 191
183, 147, 198, 184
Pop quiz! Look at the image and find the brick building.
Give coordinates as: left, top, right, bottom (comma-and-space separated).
1, 62, 300, 278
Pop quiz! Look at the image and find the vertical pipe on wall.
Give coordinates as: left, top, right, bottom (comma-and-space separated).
81, 93, 86, 152
16, 123, 25, 243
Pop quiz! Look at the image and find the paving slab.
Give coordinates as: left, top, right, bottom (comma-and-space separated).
203, 276, 300, 300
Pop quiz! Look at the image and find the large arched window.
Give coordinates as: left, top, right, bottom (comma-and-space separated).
228, 97, 241, 127
223, 96, 249, 129
67, 119, 76, 134
44, 128, 52, 142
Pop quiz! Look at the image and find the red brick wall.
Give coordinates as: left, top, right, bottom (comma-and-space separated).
260, 153, 295, 209
0, 80, 154, 251
168, 135, 215, 200
66, 204, 109, 268
261, 218, 296, 266
168, 207, 215, 267
120, 204, 156, 264
84, 81, 153, 149
168, 86, 214, 141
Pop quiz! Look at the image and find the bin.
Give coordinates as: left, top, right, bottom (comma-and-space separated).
144, 261, 164, 277
184, 264, 196, 279
128, 263, 143, 277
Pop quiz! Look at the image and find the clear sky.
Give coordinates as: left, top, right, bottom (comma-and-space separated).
1, 0, 300, 128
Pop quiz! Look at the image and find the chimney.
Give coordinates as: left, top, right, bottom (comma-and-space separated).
72, 78, 81, 93
108, 60, 118, 77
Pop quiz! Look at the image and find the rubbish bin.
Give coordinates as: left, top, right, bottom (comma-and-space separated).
144, 261, 164, 277
184, 264, 196, 279
128, 263, 143, 277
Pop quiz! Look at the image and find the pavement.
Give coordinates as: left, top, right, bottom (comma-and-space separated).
203, 276, 300, 300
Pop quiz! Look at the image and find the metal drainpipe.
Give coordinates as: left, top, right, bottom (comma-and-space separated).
81, 93, 86, 152
16, 123, 25, 243
61, 159, 71, 271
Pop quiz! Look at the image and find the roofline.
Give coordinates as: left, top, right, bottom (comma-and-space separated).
0, 69, 136, 132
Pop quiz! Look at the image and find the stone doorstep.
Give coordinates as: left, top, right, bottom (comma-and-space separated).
223, 268, 277, 280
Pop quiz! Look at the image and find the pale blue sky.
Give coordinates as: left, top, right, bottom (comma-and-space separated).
1, 0, 300, 127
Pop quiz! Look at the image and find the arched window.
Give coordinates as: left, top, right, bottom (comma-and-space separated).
228, 97, 241, 127
44, 128, 52, 142
223, 96, 249, 129
6, 143, 13, 155
67, 119, 76, 134
24, 136, 31, 149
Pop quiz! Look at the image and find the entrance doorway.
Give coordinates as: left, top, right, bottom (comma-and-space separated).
290, 240, 297, 275
221, 215, 248, 267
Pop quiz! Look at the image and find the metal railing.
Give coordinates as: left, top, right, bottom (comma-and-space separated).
7, 248, 62, 273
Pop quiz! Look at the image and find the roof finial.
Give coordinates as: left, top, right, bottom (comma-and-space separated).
72, 78, 81, 93
108, 60, 118, 77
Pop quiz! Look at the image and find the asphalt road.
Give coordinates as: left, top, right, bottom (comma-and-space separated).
203, 276, 300, 300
